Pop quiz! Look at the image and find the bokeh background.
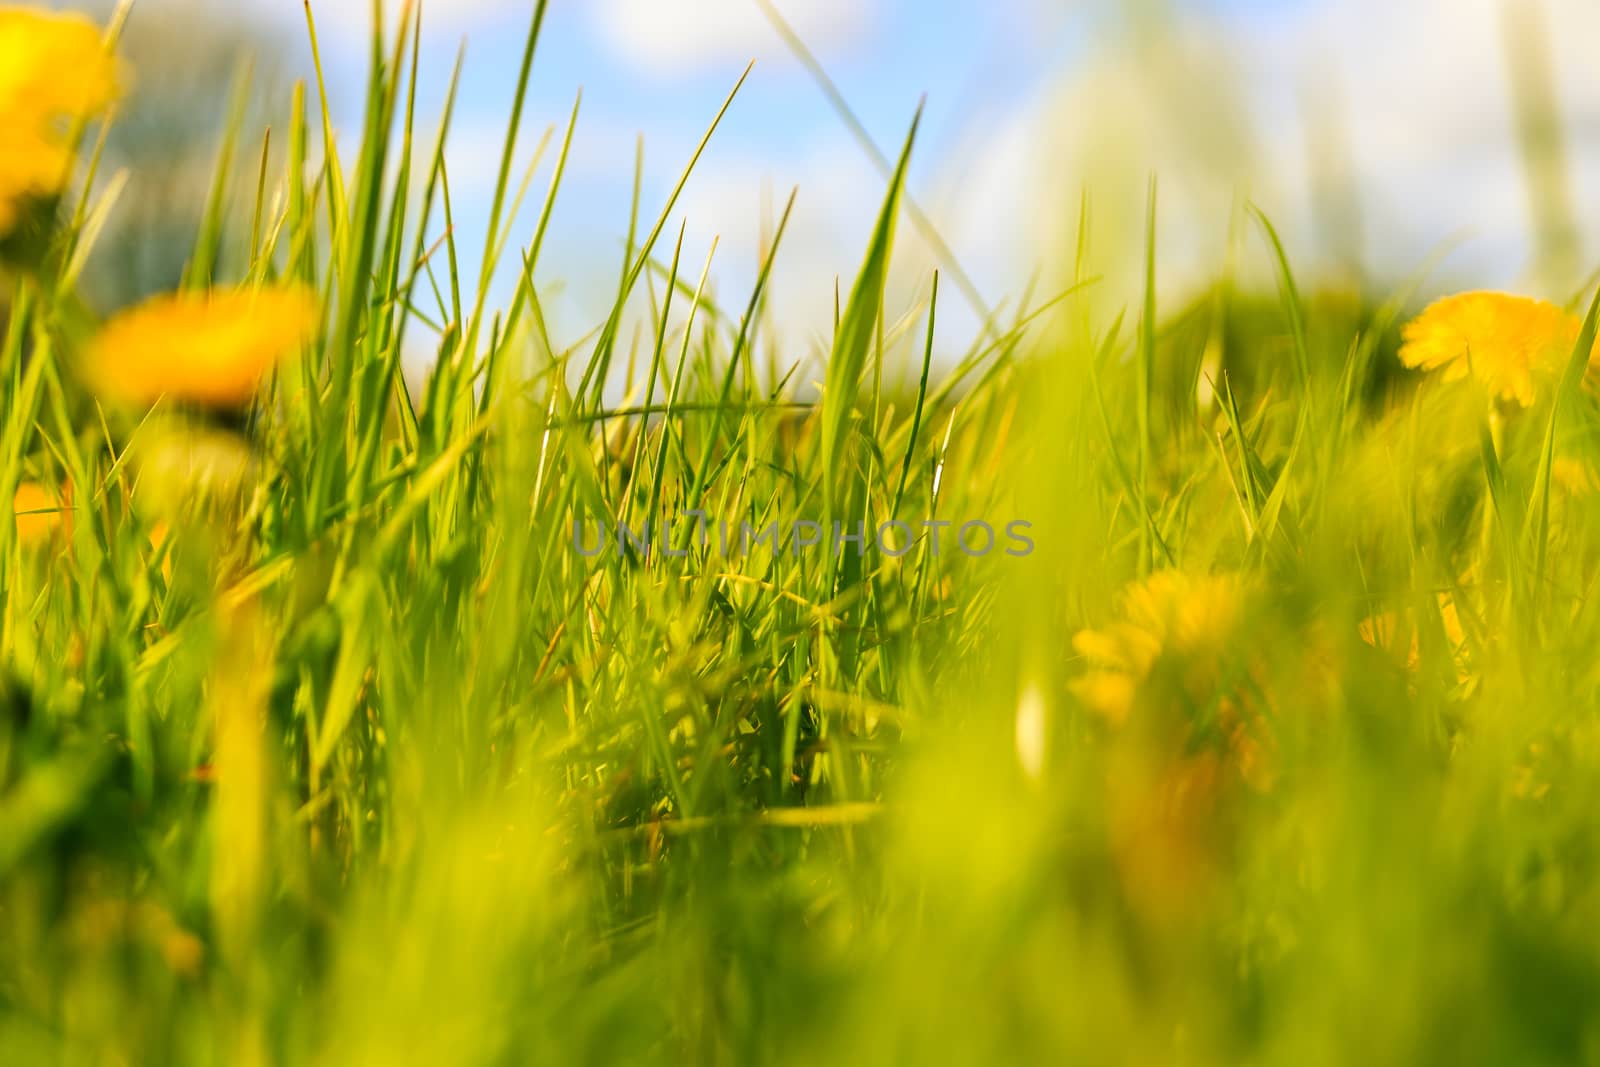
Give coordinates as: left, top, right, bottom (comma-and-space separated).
14, 5, 1600, 1063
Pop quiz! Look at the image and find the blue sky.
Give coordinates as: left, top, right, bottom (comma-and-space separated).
99, 0, 1600, 367
275, 0, 1091, 357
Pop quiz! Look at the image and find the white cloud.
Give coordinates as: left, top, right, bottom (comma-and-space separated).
1228, 0, 1600, 300
511, 134, 956, 386
985, 0, 1600, 314
644, 141, 889, 368
1274, 0, 1600, 289
589, 0, 874, 74
986, 26, 1269, 313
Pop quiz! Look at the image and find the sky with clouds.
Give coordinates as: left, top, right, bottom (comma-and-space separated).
92, 0, 1600, 363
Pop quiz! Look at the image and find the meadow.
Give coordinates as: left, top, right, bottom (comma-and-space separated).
6, 2, 1600, 1064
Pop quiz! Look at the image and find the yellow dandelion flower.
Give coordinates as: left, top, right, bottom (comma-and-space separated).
1358, 589, 1471, 682
131, 421, 258, 520
1074, 572, 1282, 925
88, 287, 319, 408
147, 518, 174, 582
0, 125, 72, 233
1398, 291, 1592, 407
0, 7, 119, 234
1552, 456, 1600, 496
11, 480, 68, 545
1071, 570, 1247, 726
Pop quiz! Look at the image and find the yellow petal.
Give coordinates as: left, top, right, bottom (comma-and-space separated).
11, 480, 67, 545
88, 287, 319, 408
0, 9, 119, 234
1399, 291, 1585, 407
0, 9, 119, 119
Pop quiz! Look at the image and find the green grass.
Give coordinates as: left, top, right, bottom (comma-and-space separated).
7, 5, 1600, 1065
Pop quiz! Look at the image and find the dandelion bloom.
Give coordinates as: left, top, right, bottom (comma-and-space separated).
1358, 590, 1471, 683
1071, 570, 1248, 726
1398, 291, 1592, 407
1553, 456, 1600, 496
0, 7, 119, 233
1072, 569, 1275, 786
1073, 571, 1270, 923
88, 287, 319, 408
135, 423, 256, 501
147, 519, 174, 582
11, 480, 67, 545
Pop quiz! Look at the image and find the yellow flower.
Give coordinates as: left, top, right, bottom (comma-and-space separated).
87, 287, 319, 408
1071, 570, 1247, 726
1398, 291, 1593, 407
1553, 456, 1600, 495
1358, 590, 1470, 681
1075, 571, 1274, 925
147, 518, 174, 582
0, 7, 119, 234
141, 427, 254, 489
11, 480, 68, 545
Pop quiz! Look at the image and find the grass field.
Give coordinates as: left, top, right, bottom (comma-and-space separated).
7, 3, 1600, 1064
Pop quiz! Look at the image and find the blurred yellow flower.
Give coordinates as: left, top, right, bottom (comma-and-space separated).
1073, 569, 1278, 790
1552, 456, 1600, 495
1071, 570, 1247, 726
1398, 291, 1593, 407
147, 518, 174, 582
1074, 571, 1278, 925
0, 7, 119, 234
1358, 590, 1470, 681
132, 421, 257, 519
11, 480, 67, 545
88, 287, 318, 408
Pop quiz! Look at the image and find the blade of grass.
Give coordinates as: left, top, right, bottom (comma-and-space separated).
820, 103, 922, 514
